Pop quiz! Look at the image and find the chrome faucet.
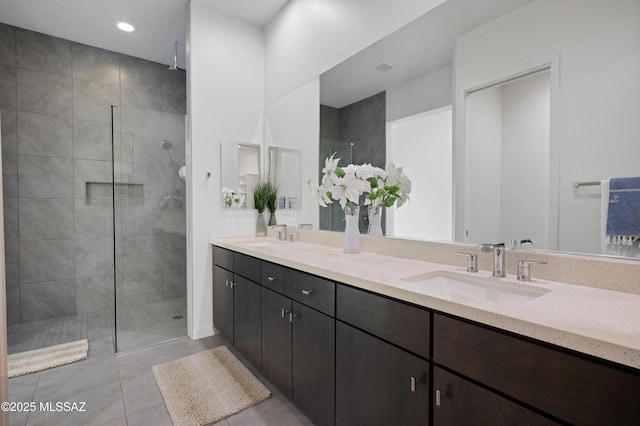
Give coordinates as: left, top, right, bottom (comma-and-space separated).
480, 243, 506, 278
272, 224, 288, 241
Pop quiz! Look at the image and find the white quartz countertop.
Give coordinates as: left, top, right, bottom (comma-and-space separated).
212, 236, 640, 370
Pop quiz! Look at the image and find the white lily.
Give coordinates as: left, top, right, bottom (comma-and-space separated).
310, 180, 332, 207
321, 153, 342, 186
331, 171, 370, 209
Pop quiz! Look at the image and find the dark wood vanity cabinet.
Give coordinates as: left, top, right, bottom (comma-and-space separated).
433, 313, 640, 426
291, 302, 335, 426
261, 265, 336, 426
232, 275, 262, 369
336, 321, 430, 426
433, 367, 557, 425
212, 246, 262, 368
212, 263, 234, 339
336, 284, 431, 426
261, 287, 292, 397
213, 246, 640, 426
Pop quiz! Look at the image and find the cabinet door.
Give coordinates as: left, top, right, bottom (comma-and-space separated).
213, 265, 234, 340
261, 288, 292, 398
291, 302, 335, 426
433, 367, 558, 425
434, 313, 640, 425
233, 275, 262, 369
336, 321, 429, 426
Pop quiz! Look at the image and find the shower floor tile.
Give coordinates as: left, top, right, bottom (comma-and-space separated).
6, 310, 114, 355
7, 296, 187, 354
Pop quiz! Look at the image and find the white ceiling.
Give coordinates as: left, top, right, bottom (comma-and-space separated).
200, 0, 290, 27
0, 0, 289, 67
320, 0, 534, 108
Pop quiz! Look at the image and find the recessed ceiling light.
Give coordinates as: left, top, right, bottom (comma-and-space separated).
116, 21, 135, 32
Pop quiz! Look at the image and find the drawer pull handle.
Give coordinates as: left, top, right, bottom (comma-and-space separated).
410, 376, 424, 392
225, 279, 229, 287
302, 289, 315, 295
267, 276, 278, 281
289, 312, 299, 323
229, 281, 237, 288
280, 308, 289, 318
435, 389, 447, 406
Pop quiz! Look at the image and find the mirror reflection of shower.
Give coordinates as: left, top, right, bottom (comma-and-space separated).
168, 41, 186, 73
318, 140, 354, 231
161, 139, 186, 209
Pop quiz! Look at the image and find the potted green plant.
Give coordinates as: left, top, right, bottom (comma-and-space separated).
252, 180, 272, 236
265, 180, 279, 226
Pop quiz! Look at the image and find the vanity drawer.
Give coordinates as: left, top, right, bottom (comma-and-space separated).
433, 313, 640, 425
262, 262, 335, 316
234, 252, 262, 283
213, 246, 233, 270
336, 284, 430, 359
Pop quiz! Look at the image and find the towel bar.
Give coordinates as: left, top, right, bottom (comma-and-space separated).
572, 181, 601, 188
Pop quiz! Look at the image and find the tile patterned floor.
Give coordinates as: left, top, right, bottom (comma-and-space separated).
7, 335, 313, 426
7, 311, 115, 355
7, 297, 188, 355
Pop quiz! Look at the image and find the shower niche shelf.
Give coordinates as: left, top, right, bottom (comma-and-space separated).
86, 182, 144, 206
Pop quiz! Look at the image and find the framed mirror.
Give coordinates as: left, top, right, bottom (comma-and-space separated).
317, 0, 640, 259
220, 141, 261, 209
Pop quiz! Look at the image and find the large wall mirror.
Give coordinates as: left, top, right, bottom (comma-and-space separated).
317, 0, 640, 259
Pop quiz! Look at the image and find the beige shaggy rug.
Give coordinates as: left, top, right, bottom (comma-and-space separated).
153, 345, 271, 425
7, 339, 89, 378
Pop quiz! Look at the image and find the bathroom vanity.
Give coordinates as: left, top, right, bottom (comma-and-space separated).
211, 236, 640, 426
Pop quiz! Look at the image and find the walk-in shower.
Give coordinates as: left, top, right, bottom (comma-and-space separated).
2, 24, 187, 355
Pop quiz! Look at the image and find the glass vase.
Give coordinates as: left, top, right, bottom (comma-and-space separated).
343, 205, 361, 254
367, 206, 383, 236
268, 211, 277, 226
256, 212, 267, 236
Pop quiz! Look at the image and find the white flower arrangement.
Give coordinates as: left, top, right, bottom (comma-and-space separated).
365, 163, 412, 209
222, 187, 244, 208
311, 154, 411, 211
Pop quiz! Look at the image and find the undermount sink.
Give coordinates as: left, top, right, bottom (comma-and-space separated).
400, 272, 549, 306
245, 241, 277, 248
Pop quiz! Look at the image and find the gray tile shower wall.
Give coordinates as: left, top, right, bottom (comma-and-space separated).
319, 92, 386, 233
0, 22, 187, 325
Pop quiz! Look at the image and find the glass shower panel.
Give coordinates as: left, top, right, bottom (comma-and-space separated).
112, 106, 187, 352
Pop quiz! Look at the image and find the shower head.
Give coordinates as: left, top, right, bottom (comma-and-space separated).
168, 41, 187, 73
161, 139, 173, 150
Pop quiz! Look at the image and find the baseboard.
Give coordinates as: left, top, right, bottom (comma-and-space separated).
190, 325, 215, 340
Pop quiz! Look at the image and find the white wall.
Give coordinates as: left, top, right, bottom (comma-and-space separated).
464, 86, 503, 243
455, 0, 640, 253
264, 0, 447, 104
387, 65, 453, 122
500, 71, 550, 247
188, 0, 265, 338
264, 79, 320, 227
463, 72, 551, 247
389, 107, 452, 240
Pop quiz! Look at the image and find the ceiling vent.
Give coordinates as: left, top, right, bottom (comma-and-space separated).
371, 61, 396, 72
